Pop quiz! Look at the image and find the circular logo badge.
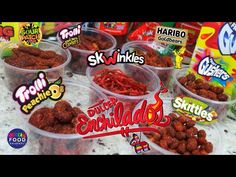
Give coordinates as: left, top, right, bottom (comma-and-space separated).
7, 128, 28, 149
19, 23, 42, 47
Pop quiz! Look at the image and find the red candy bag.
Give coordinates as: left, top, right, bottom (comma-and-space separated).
128, 22, 160, 41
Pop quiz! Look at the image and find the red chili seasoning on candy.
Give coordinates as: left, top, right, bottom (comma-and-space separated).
93, 69, 148, 96
135, 45, 174, 67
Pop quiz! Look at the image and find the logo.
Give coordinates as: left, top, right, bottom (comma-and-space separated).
197, 56, 231, 83
0, 25, 14, 42
130, 133, 150, 154
59, 24, 81, 49
172, 96, 218, 124
76, 86, 171, 139
87, 49, 145, 67
7, 128, 27, 149
173, 46, 186, 69
19, 23, 42, 46
155, 26, 188, 46
218, 22, 236, 55
13, 72, 65, 114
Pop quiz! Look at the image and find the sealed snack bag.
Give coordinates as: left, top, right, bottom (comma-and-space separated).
128, 22, 160, 41
0, 22, 19, 47
175, 22, 202, 64
128, 22, 175, 42
95, 22, 130, 47
188, 22, 236, 97
0, 22, 42, 48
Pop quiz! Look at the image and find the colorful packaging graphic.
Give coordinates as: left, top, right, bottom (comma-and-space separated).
155, 26, 188, 46
172, 96, 218, 125
130, 134, 150, 154
96, 22, 129, 36
42, 22, 81, 36
175, 22, 202, 58
128, 22, 160, 41
189, 22, 236, 97
0, 22, 42, 47
19, 22, 42, 47
0, 22, 19, 47
13, 72, 65, 114
173, 46, 186, 69
58, 24, 81, 49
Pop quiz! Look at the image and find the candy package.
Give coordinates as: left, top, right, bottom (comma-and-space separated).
188, 22, 236, 98
0, 22, 42, 48
175, 22, 202, 63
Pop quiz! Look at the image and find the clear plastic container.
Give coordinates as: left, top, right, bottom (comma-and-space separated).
0, 40, 71, 91
132, 98, 223, 155
57, 27, 117, 75
86, 63, 161, 112
173, 68, 236, 122
25, 81, 107, 155
122, 40, 174, 88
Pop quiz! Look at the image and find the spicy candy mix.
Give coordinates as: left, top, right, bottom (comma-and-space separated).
134, 44, 174, 67
29, 100, 85, 134
125, 42, 174, 87
73, 33, 113, 51
178, 73, 228, 101
144, 112, 213, 155
29, 100, 89, 155
188, 22, 236, 98
93, 69, 148, 96
4, 46, 66, 69
69, 32, 114, 74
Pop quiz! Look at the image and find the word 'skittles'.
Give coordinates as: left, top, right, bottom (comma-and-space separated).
87, 49, 145, 67
218, 22, 236, 55
173, 97, 214, 121
198, 56, 231, 81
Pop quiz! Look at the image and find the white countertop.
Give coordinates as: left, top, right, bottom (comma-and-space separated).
0, 67, 236, 155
